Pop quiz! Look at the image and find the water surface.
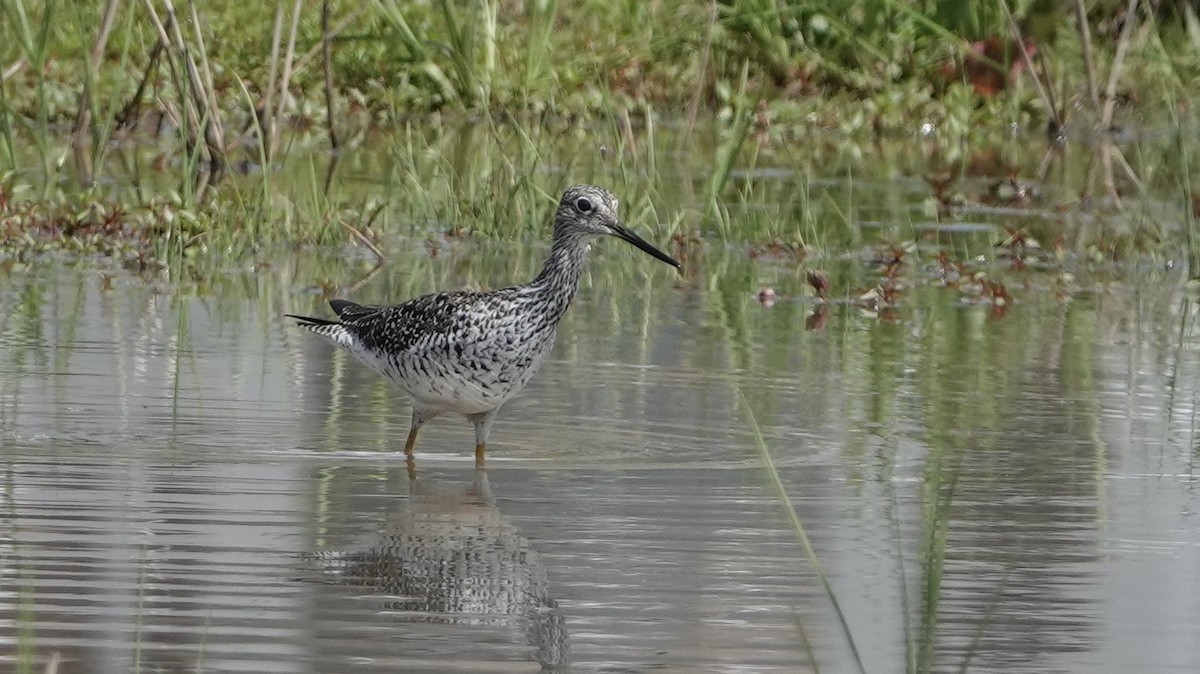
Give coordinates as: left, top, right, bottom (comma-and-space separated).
2, 243, 1199, 673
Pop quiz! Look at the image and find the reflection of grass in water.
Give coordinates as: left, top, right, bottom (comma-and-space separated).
910, 436, 961, 674
902, 446, 1006, 674
170, 300, 192, 427
736, 387, 867, 674
729, 284, 1076, 671
7, 283, 48, 362
957, 566, 1010, 674
1167, 293, 1199, 465
902, 303, 997, 673
129, 537, 215, 673
196, 613, 211, 674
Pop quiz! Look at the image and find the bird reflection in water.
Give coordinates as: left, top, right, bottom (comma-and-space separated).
314, 462, 569, 670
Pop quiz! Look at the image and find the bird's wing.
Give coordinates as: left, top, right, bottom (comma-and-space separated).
335, 291, 490, 355
329, 298, 378, 321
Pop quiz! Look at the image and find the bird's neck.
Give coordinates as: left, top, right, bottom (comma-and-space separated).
528, 235, 590, 322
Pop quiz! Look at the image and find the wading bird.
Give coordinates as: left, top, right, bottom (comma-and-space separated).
289, 184, 680, 465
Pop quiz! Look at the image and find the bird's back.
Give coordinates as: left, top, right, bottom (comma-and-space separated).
298, 286, 562, 414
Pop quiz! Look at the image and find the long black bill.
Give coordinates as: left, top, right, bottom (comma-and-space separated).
610, 222, 682, 270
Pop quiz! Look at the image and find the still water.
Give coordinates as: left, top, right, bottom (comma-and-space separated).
1, 239, 1199, 673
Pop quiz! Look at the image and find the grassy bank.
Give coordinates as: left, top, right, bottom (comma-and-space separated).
1, 0, 1199, 267
4, 1, 1198, 127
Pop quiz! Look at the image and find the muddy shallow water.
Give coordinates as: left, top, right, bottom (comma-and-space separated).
2, 243, 1199, 673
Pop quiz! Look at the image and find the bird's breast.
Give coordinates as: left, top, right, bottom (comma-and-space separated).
371, 318, 560, 414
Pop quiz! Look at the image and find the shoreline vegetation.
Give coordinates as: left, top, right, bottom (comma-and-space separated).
1, 0, 1199, 270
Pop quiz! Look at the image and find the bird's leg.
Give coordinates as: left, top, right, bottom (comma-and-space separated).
466, 409, 499, 467
402, 425, 420, 483
403, 427, 419, 456
405, 408, 435, 457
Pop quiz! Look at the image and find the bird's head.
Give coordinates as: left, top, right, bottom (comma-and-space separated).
553, 184, 681, 269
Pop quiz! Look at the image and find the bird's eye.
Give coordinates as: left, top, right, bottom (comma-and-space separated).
574, 197, 593, 213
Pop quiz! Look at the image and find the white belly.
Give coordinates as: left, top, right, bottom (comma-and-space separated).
350, 328, 557, 416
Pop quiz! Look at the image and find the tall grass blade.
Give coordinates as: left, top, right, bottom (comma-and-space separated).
1100, 0, 1141, 132
707, 60, 753, 239
271, 0, 303, 161
0, 65, 16, 169
736, 387, 868, 674
372, 0, 458, 102
69, 0, 122, 186
914, 442, 962, 674
1, 0, 58, 186
792, 608, 822, 674
521, 0, 557, 99
262, 1, 284, 160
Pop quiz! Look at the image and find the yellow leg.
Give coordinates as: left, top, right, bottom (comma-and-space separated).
466, 410, 496, 468
405, 451, 417, 482
404, 427, 419, 456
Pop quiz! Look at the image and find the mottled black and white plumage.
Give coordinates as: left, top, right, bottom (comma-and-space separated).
289, 184, 681, 464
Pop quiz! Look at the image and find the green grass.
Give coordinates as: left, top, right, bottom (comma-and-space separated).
0, 0, 1198, 272
2, 1, 1197, 129
1, 0, 58, 186
737, 386, 868, 674
0, 3, 1187, 124
0, 110, 1190, 271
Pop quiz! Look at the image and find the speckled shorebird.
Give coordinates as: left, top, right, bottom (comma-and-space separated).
288, 184, 680, 464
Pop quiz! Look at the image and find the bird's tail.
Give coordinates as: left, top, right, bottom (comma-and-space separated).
286, 313, 356, 349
